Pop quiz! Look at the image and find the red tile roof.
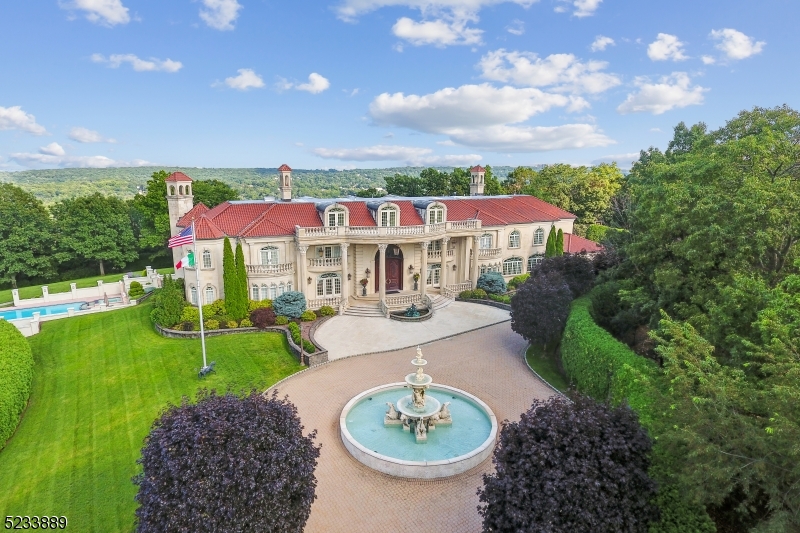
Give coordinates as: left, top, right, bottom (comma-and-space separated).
470, 165, 485, 172
564, 233, 603, 254
338, 202, 376, 226
194, 216, 225, 239
277, 164, 292, 171
176, 202, 209, 228
166, 171, 193, 182
395, 200, 424, 225
440, 196, 575, 227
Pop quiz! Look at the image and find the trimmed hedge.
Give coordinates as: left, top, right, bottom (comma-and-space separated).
286, 322, 315, 353
0, 320, 35, 449
560, 296, 657, 420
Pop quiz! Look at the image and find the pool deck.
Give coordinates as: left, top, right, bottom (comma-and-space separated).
270, 322, 555, 533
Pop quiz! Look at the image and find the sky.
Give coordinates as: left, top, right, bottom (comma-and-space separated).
1, 0, 797, 171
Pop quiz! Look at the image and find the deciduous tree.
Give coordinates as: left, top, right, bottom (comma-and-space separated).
510, 270, 572, 351
0, 184, 55, 288
192, 179, 239, 208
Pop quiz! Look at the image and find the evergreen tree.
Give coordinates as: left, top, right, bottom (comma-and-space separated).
222, 237, 235, 306
545, 226, 557, 257
229, 241, 248, 321
556, 228, 564, 256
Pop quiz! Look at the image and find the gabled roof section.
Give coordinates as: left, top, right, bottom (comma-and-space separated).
176, 203, 209, 228
277, 164, 292, 171
194, 216, 225, 239
440, 196, 575, 226
166, 171, 193, 182
396, 200, 425, 225
564, 234, 603, 254
338, 201, 376, 227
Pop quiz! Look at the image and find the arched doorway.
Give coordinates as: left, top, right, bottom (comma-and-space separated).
375, 246, 403, 293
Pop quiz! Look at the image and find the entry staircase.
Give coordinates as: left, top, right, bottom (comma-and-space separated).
342, 291, 454, 317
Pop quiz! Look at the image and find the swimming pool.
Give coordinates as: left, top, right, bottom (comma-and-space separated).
0, 302, 88, 321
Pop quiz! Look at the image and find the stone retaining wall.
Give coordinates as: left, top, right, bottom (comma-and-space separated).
455, 298, 512, 311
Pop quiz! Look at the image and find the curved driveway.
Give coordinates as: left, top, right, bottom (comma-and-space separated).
269, 322, 556, 533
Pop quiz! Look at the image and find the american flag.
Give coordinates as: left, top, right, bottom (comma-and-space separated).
168, 226, 194, 248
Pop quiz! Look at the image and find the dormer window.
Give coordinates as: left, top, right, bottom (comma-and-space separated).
427, 206, 444, 224
328, 208, 345, 227
380, 206, 398, 227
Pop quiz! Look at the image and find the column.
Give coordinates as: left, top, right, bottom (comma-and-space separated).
378, 243, 387, 303
471, 235, 480, 289
440, 237, 450, 291
340, 242, 349, 305
297, 245, 308, 299
419, 241, 429, 296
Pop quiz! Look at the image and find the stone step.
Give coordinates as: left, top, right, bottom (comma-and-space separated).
343, 305, 385, 317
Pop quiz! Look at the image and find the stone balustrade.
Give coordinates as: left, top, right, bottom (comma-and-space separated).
426, 248, 456, 260
442, 281, 473, 298
246, 263, 295, 275
384, 293, 422, 308
307, 297, 341, 309
471, 248, 502, 259
309, 257, 342, 267
295, 219, 480, 239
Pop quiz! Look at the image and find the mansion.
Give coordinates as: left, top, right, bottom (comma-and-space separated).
166, 165, 601, 314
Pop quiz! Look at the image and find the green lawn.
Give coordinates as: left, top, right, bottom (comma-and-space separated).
0, 304, 303, 532
525, 344, 570, 392
0, 268, 175, 305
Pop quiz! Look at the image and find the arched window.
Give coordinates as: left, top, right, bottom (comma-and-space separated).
503, 257, 523, 276
278, 282, 286, 296
179, 185, 184, 195
261, 283, 269, 301
260, 246, 279, 265
508, 230, 521, 249
317, 273, 341, 296
426, 263, 441, 286
186, 185, 191, 195
380, 206, 398, 227
528, 254, 544, 272
327, 207, 346, 227
205, 286, 215, 304
252, 284, 259, 300
427, 205, 444, 225
190, 286, 197, 305
479, 233, 492, 249
534, 227, 545, 246
287, 281, 293, 292
270, 283, 278, 299
202, 250, 212, 269
170, 186, 176, 195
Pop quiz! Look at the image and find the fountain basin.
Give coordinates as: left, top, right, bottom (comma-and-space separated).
340, 383, 497, 479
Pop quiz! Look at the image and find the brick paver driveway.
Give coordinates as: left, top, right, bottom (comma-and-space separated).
269, 322, 557, 533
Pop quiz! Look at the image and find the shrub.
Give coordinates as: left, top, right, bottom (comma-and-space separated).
248, 299, 272, 312
250, 307, 276, 329
585, 224, 610, 243
226, 320, 238, 329
477, 272, 507, 294
202, 304, 214, 318
302, 340, 316, 353
299, 310, 316, 322
510, 271, 572, 349
0, 321, 34, 450
488, 294, 511, 304
179, 307, 200, 329
273, 291, 307, 319
533, 254, 595, 298
275, 316, 289, 325
152, 276, 185, 328
210, 300, 226, 316
239, 318, 253, 328
180, 321, 195, 332
507, 273, 529, 290
459, 289, 474, 299
134, 390, 320, 533
128, 281, 145, 299
286, 321, 302, 346
478, 395, 659, 533
204, 319, 220, 330
471, 288, 487, 299
318, 305, 336, 317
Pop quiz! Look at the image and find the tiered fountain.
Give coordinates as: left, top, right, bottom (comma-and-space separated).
340, 346, 497, 479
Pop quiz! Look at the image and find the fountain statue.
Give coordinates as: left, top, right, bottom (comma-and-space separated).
404, 303, 420, 317
384, 346, 452, 443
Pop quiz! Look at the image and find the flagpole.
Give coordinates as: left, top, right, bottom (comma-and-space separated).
193, 218, 208, 369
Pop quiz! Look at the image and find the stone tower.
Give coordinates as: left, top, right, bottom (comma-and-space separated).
166, 172, 194, 275
469, 165, 485, 196
278, 164, 292, 201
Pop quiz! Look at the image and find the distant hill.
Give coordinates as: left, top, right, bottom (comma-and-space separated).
0, 166, 516, 204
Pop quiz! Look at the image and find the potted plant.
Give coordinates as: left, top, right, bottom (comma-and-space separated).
359, 278, 368, 296
412, 272, 420, 291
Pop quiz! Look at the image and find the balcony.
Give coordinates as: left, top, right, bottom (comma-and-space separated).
471, 248, 502, 259
309, 257, 342, 268
246, 263, 295, 276
295, 219, 481, 239
427, 249, 456, 260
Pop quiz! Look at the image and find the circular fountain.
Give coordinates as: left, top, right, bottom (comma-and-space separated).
340, 347, 497, 479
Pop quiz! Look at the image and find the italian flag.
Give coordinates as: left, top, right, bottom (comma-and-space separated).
175, 251, 195, 269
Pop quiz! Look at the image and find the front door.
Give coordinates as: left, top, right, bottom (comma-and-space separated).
375, 247, 404, 293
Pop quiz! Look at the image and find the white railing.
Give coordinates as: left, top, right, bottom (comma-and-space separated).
427, 250, 441, 260
246, 263, 295, 275
442, 281, 472, 298
446, 249, 455, 258
384, 293, 422, 308
308, 257, 342, 267
471, 248, 501, 259
295, 219, 481, 239
307, 297, 341, 310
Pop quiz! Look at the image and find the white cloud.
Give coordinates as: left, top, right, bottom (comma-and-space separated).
296, 73, 331, 94
591, 152, 639, 167
60, 0, 130, 26
335, 0, 535, 22
437, 139, 456, 146
0, 106, 48, 135
617, 72, 707, 115
556, 0, 602, 17
10, 145, 149, 169
91, 53, 182, 72
590, 35, 614, 52
392, 16, 482, 46
68, 127, 115, 143
710, 28, 765, 60
701, 55, 716, 65
199, 0, 242, 31
647, 33, 688, 61
506, 19, 524, 36
312, 144, 481, 166
478, 49, 620, 95
449, 124, 613, 152
224, 69, 265, 90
